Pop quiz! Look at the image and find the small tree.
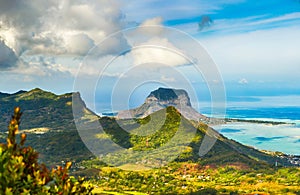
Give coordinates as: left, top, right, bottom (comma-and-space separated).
0, 107, 93, 194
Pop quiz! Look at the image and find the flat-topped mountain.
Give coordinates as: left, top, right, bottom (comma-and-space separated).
0, 88, 292, 168
147, 87, 192, 106
117, 88, 208, 122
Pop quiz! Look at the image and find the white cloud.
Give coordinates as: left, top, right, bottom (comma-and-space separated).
140, 17, 163, 26
65, 33, 95, 55
10, 56, 71, 77
124, 17, 192, 67
238, 78, 248, 84
0, 0, 128, 58
247, 12, 300, 26
137, 17, 164, 36
130, 37, 189, 66
0, 0, 131, 79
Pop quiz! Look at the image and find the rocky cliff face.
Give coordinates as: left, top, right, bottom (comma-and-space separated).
146, 88, 192, 107
117, 88, 208, 122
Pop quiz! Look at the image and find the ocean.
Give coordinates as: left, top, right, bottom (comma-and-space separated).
200, 96, 300, 155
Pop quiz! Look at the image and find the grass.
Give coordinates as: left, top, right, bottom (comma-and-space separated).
92, 189, 147, 195
83, 162, 300, 194
117, 164, 151, 171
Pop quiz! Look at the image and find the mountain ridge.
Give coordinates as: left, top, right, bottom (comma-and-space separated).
0, 88, 95, 165
0, 88, 293, 167
117, 88, 208, 122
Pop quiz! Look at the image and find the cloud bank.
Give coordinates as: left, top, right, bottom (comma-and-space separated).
0, 0, 128, 60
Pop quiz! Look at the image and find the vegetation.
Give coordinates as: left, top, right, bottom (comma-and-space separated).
0, 107, 93, 194
1, 89, 300, 194
0, 88, 291, 168
0, 88, 88, 131
77, 161, 300, 194
96, 106, 289, 169
0, 88, 94, 166
225, 118, 294, 125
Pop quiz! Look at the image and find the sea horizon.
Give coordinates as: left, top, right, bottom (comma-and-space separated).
201, 95, 300, 155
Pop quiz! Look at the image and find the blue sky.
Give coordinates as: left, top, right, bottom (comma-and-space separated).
0, 0, 299, 110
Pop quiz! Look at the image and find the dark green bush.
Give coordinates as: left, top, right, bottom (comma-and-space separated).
0, 107, 93, 194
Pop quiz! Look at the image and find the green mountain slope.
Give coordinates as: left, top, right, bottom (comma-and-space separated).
0, 88, 97, 131
97, 107, 289, 169
0, 88, 291, 168
0, 88, 94, 165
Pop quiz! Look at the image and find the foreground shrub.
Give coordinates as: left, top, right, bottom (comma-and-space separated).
0, 107, 93, 194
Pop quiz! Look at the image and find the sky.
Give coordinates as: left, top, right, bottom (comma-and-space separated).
0, 0, 300, 111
